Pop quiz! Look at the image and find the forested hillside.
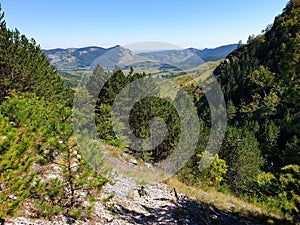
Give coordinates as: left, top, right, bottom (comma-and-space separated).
80, 1, 300, 222
191, 0, 299, 221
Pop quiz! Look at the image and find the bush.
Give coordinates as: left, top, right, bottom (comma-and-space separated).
198, 152, 228, 189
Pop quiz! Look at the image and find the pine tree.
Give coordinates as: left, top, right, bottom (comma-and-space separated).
220, 127, 263, 195
0, 93, 108, 219
0, 5, 72, 104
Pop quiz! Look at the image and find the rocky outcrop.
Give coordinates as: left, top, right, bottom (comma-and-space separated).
4, 172, 263, 225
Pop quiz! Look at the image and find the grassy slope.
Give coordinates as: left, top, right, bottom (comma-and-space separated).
158, 61, 221, 99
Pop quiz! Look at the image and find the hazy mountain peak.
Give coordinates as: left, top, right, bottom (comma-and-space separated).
43, 44, 238, 71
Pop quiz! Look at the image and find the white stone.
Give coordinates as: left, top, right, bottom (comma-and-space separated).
8, 194, 17, 200
129, 158, 138, 165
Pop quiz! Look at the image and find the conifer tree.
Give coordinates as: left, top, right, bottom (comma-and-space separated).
0, 5, 72, 104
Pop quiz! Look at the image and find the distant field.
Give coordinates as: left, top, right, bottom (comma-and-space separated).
158, 61, 221, 99
59, 60, 222, 90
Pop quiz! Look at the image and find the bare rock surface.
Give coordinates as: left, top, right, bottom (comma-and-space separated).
5, 173, 263, 225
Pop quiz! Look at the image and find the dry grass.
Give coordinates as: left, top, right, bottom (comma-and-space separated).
164, 176, 287, 223
101, 142, 292, 224
101, 143, 171, 184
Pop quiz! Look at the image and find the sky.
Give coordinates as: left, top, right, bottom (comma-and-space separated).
1, 0, 288, 50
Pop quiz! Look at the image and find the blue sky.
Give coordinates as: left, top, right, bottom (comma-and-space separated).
1, 0, 288, 49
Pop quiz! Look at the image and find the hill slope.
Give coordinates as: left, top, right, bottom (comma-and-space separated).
214, 0, 300, 167
43, 44, 237, 71
200, 0, 300, 221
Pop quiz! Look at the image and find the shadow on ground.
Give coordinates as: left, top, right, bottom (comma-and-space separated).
112, 197, 293, 225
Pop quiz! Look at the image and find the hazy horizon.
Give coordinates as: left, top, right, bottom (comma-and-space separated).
2, 0, 287, 49
41, 41, 237, 51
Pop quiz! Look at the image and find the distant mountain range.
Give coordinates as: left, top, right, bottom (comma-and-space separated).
43, 44, 238, 71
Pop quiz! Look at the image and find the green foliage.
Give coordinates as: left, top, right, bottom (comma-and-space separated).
0, 94, 50, 217
282, 136, 300, 165
279, 165, 300, 218
256, 165, 300, 222
250, 66, 275, 88
34, 199, 62, 219
88, 65, 183, 162
0, 5, 109, 221
0, 93, 108, 219
197, 152, 227, 188
204, 1, 300, 220
221, 127, 263, 195
59, 71, 83, 88
177, 119, 211, 186
69, 208, 81, 220
95, 104, 116, 143
128, 95, 181, 161
33, 99, 107, 218
256, 172, 278, 196
0, 5, 72, 104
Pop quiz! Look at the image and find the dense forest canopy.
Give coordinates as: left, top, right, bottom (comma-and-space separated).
212, 0, 300, 172
200, 0, 300, 219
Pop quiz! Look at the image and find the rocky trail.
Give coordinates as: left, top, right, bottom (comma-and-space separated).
5, 172, 264, 225
96, 174, 263, 225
